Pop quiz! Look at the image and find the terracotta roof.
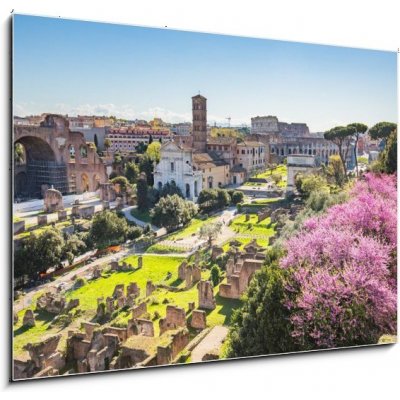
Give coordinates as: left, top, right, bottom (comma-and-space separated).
193, 152, 228, 169
238, 140, 265, 147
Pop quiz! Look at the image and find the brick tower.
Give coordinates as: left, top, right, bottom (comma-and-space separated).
192, 94, 207, 152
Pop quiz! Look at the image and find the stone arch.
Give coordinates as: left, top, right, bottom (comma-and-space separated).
81, 173, 90, 192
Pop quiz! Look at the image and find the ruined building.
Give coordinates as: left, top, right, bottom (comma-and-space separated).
14, 114, 107, 199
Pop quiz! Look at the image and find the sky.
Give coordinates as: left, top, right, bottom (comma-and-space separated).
13, 14, 397, 132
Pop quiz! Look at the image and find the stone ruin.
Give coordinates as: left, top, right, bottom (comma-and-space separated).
14, 335, 65, 379
270, 208, 288, 224
159, 305, 186, 335
92, 266, 101, 279
58, 209, 68, 221
115, 327, 190, 369
99, 182, 116, 202
219, 254, 264, 299
156, 329, 190, 366
37, 214, 49, 225
198, 280, 216, 310
36, 292, 79, 315
110, 256, 142, 272
44, 186, 64, 213
22, 309, 35, 327
146, 280, 156, 297
257, 207, 271, 223
66, 326, 120, 373
191, 310, 207, 330
178, 261, 201, 288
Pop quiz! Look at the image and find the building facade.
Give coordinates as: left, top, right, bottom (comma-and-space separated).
106, 127, 171, 153
14, 114, 107, 199
236, 141, 267, 173
192, 95, 208, 152
153, 141, 202, 202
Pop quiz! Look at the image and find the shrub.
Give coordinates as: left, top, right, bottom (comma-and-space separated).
281, 173, 397, 349
230, 190, 244, 205
151, 194, 198, 231
224, 264, 297, 358
210, 265, 221, 287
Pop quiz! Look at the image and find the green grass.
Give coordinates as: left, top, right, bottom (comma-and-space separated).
222, 237, 269, 252
248, 198, 281, 205
255, 164, 287, 180
130, 208, 152, 223
229, 213, 276, 239
65, 255, 185, 310
14, 220, 78, 240
168, 216, 217, 240
146, 243, 187, 254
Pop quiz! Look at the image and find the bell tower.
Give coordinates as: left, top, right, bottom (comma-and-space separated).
192, 94, 207, 152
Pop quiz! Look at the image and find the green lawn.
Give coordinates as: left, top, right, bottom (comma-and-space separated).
65, 255, 185, 310
168, 216, 217, 240
130, 208, 152, 223
249, 198, 281, 205
255, 164, 287, 180
146, 243, 188, 254
222, 237, 269, 252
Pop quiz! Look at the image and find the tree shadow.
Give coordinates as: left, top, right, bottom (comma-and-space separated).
169, 278, 183, 288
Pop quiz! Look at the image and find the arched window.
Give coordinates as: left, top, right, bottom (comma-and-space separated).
69, 145, 75, 159
158, 182, 162, 191
185, 183, 191, 198
194, 181, 198, 197
80, 145, 88, 158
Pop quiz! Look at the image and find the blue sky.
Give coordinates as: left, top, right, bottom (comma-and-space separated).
13, 14, 397, 131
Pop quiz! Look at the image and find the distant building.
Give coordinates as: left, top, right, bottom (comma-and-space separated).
236, 140, 267, 173
251, 115, 310, 137
171, 122, 192, 136
105, 126, 171, 153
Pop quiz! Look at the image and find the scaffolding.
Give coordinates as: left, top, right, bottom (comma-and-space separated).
26, 160, 69, 196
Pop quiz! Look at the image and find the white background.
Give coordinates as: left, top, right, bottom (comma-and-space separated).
0, 1, 399, 399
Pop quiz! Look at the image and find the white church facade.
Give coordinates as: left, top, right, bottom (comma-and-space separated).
153, 141, 203, 202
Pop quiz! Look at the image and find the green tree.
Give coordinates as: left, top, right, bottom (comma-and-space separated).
151, 194, 198, 231
326, 154, 346, 187
224, 263, 298, 358
297, 174, 328, 198
137, 172, 149, 211
111, 176, 131, 193
369, 122, 397, 140
324, 125, 355, 175
89, 210, 129, 249
347, 123, 368, 177
124, 162, 139, 184
210, 265, 221, 287
198, 189, 218, 213
14, 143, 25, 164
63, 234, 86, 265
139, 154, 154, 185
146, 141, 161, 163
135, 142, 148, 154
199, 221, 223, 247
216, 189, 231, 209
159, 181, 183, 198
230, 190, 244, 205
104, 138, 111, 153
379, 127, 397, 174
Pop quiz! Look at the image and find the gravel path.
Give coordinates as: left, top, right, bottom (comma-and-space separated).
191, 326, 229, 362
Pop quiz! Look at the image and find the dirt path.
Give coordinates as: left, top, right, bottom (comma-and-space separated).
191, 325, 229, 362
